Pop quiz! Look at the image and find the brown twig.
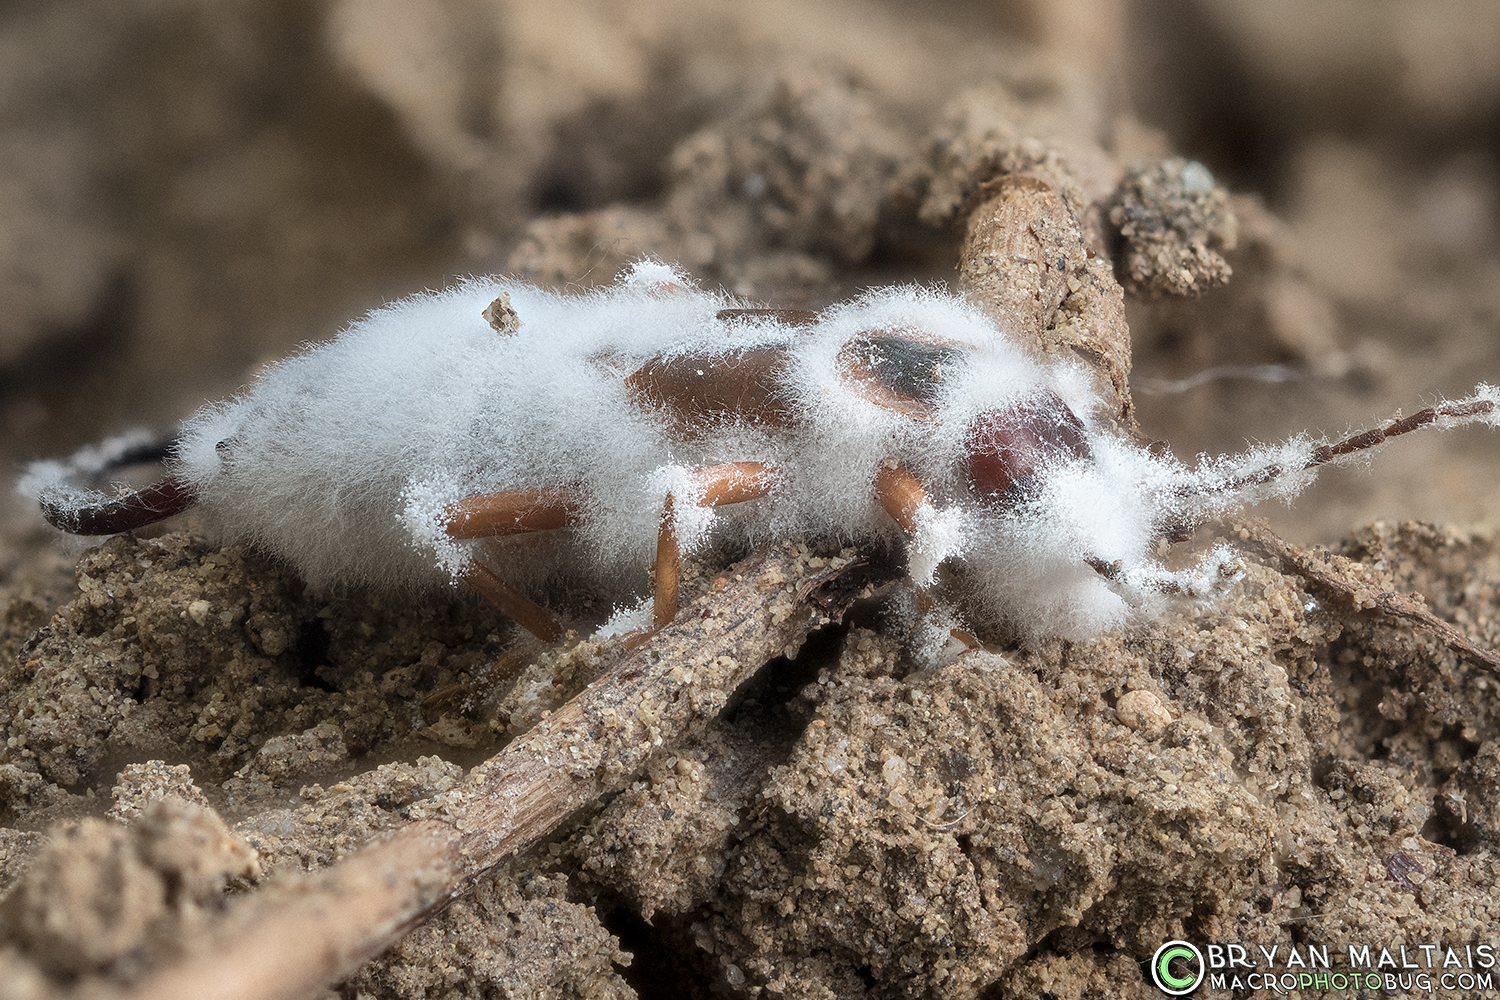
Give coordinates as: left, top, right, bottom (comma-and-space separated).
1235, 519, 1500, 673
957, 171, 1139, 435
87, 541, 883, 1000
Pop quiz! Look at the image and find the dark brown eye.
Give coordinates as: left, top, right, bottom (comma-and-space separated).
965, 390, 1091, 506
837, 333, 964, 417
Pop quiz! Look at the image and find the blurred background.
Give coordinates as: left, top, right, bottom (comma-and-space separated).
1, 0, 1498, 581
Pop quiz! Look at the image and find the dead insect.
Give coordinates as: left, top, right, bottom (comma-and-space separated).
22, 262, 1500, 657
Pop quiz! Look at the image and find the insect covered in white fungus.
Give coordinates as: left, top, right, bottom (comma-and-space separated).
22, 261, 1500, 656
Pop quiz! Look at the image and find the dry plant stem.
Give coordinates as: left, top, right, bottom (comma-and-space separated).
1236, 519, 1500, 673
77, 822, 460, 1000
958, 175, 1072, 348
957, 172, 1137, 433
100, 541, 866, 1000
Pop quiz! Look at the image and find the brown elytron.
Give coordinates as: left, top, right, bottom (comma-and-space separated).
836, 333, 963, 418
621, 308, 819, 435
624, 347, 799, 434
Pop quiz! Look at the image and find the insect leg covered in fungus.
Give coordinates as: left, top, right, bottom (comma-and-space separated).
873, 459, 981, 652
436, 487, 587, 641
654, 462, 778, 629
442, 487, 581, 539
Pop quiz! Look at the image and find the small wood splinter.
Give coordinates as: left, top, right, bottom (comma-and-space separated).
1238, 519, 1500, 674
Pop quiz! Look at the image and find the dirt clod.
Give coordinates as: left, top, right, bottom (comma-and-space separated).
0, 797, 258, 980
1109, 158, 1238, 298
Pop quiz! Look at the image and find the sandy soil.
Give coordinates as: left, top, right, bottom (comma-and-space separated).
1, 2, 1499, 998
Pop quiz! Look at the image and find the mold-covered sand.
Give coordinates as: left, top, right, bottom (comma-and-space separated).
2, 2, 1500, 998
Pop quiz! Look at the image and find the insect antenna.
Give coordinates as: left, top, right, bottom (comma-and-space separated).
1302, 396, 1499, 467
1177, 388, 1500, 503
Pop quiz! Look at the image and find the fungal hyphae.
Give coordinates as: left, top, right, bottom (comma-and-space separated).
21, 262, 1500, 657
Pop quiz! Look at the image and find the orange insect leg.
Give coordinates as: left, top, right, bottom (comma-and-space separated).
652, 462, 777, 630
873, 460, 930, 535
463, 561, 563, 643
654, 494, 681, 633
873, 460, 977, 651
443, 487, 580, 539
443, 487, 583, 641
